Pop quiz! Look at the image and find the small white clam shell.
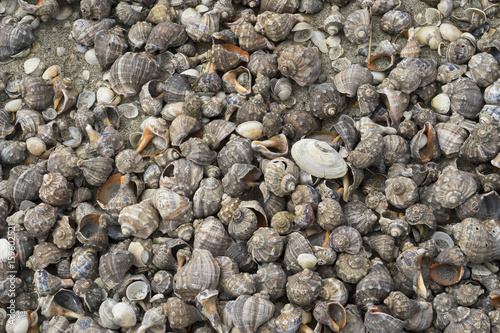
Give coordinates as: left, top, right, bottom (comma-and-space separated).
236, 121, 264, 140
26, 137, 46, 156
112, 302, 137, 328
431, 231, 454, 251
0, 239, 10, 260
85, 49, 99, 66
292, 22, 313, 32
63, 127, 82, 148
317, 40, 329, 54
77, 91, 96, 109
291, 139, 348, 179
128, 241, 149, 268
181, 7, 201, 25
293, 29, 312, 42
195, 4, 209, 13
42, 65, 61, 81
6, 311, 31, 333
96, 86, 116, 104
297, 253, 317, 270
24, 57, 42, 75
270, 77, 292, 101
371, 71, 386, 84
42, 108, 58, 121
437, 0, 453, 17
425, 8, 441, 26
329, 44, 343, 60
431, 93, 451, 114
54, 6, 73, 20
439, 23, 461, 42
118, 103, 139, 119
180, 69, 200, 83
126, 281, 150, 301
5, 99, 22, 112
310, 30, 326, 47
326, 35, 341, 47
99, 299, 120, 330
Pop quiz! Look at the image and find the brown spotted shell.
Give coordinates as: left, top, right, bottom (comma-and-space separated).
355, 261, 394, 310
309, 83, 347, 119
329, 226, 363, 254
0, 23, 34, 60
460, 123, 500, 163
247, 50, 279, 78
317, 197, 346, 230
247, 227, 284, 264
452, 218, 500, 263
52, 216, 77, 250
39, 173, 73, 207
24, 203, 57, 241
380, 10, 412, 35
277, 44, 321, 87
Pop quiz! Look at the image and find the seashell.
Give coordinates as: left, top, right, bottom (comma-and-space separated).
344, 9, 371, 44
355, 261, 393, 311
334, 64, 373, 98
25, 241, 69, 270
193, 217, 231, 257
282, 110, 320, 141
179, 137, 216, 166
468, 52, 499, 88
335, 252, 370, 284
343, 200, 378, 236
228, 16, 274, 52
0, 23, 34, 60
39, 289, 84, 320
433, 164, 477, 209
454, 281, 485, 306
439, 34, 476, 65
52, 217, 76, 250
111, 302, 137, 328
71, 19, 115, 47
247, 227, 284, 264
290, 139, 347, 180
434, 122, 468, 158
39, 173, 73, 207
275, 304, 302, 333
383, 135, 409, 166
186, 10, 220, 42
247, 51, 279, 78
153, 188, 194, 233
308, 83, 347, 119
128, 21, 153, 50
118, 199, 159, 239
173, 249, 219, 303
439, 23, 462, 42
163, 296, 205, 330
329, 226, 362, 255
98, 249, 134, 291
128, 241, 149, 268
135, 117, 169, 154
460, 123, 500, 163
80, 0, 111, 20
21, 76, 53, 111
94, 27, 128, 69
384, 176, 418, 209
228, 200, 266, 241
410, 122, 441, 163
364, 234, 398, 262
52, 77, 77, 114
34, 269, 73, 297
24, 203, 56, 241
405, 203, 436, 240
381, 11, 412, 35
255, 12, 303, 43
277, 44, 321, 87
94, 125, 124, 158
286, 269, 322, 311
18, 0, 58, 21
97, 173, 137, 217
0, 140, 26, 166
137, 307, 166, 333
70, 247, 98, 280
364, 305, 404, 333
146, 2, 176, 24
415, 25, 441, 50
110, 52, 159, 98
77, 157, 114, 187
444, 306, 491, 333
356, 84, 379, 117
379, 210, 409, 239
270, 210, 295, 235
263, 157, 299, 197
452, 218, 500, 263
222, 66, 252, 95
484, 82, 500, 106
347, 132, 384, 169
115, 2, 147, 26
210, 44, 249, 72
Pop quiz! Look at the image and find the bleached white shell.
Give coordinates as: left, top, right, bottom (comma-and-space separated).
236, 121, 264, 140
181, 8, 201, 25
297, 253, 317, 270
24, 57, 43, 75
5, 99, 22, 112
126, 281, 150, 301
431, 231, 454, 251
26, 137, 46, 156
291, 139, 347, 179
55, 6, 73, 20
425, 8, 441, 26
42, 108, 58, 121
439, 23, 461, 42
6, 311, 31, 333
118, 103, 139, 119
63, 127, 82, 148
331, 58, 351, 72
96, 87, 116, 104
85, 49, 99, 66
99, 299, 120, 330
329, 45, 343, 60
112, 302, 137, 328
431, 93, 451, 114
326, 36, 341, 47
293, 22, 313, 42
128, 241, 149, 268
310, 30, 326, 48
0, 239, 10, 260
180, 69, 200, 83
77, 91, 96, 109
195, 4, 209, 13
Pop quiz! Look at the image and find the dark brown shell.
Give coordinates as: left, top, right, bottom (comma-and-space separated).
282, 110, 321, 141
235, 94, 269, 125
39, 172, 73, 207
160, 158, 203, 198
24, 203, 57, 241
21, 77, 54, 111
229, 20, 274, 52
460, 123, 500, 163
128, 21, 153, 50
94, 27, 128, 69
18, 0, 58, 21
98, 249, 134, 291
80, 0, 112, 20
0, 23, 34, 60
115, 2, 147, 26
309, 83, 347, 119
71, 18, 115, 47
381, 10, 412, 35
443, 77, 484, 119
110, 52, 159, 98
217, 135, 253, 175
211, 44, 250, 72
77, 157, 114, 187
286, 269, 322, 310
145, 21, 188, 52
261, 0, 300, 13
278, 44, 321, 86
247, 50, 279, 78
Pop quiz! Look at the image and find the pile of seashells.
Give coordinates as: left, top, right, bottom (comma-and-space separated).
1, 0, 500, 332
